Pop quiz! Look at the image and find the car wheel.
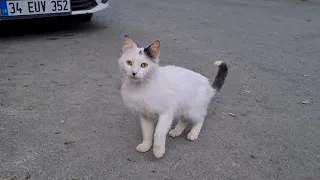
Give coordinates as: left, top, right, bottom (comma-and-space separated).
77, 14, 93, 22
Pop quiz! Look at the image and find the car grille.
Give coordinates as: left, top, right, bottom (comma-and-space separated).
71, 0, 98, 11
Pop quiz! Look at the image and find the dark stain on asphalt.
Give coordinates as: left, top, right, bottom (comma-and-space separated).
250, 154, 257, 159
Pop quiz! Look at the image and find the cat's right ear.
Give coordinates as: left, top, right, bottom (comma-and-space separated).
122, 35, 137, 52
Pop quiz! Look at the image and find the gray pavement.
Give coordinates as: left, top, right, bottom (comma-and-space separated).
1, 0, 320, 179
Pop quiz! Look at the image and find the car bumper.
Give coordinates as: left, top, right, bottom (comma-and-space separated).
72, 0, 110, 15
0, 0, 110, 21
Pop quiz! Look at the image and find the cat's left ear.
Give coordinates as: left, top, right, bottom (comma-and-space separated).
144, 40, 160, 61
123, 35, 137, 52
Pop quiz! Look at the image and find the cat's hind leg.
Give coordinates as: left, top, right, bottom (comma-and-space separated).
187, 118, 204, 141
169, 116, 188, 138
186, 108, 206, 141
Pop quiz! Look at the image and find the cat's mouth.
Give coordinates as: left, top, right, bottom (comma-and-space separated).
129, 76, 139, 81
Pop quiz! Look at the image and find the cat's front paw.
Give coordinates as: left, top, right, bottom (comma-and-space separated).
153, 145, 165, 158
169, 129, 182, 138
136, 142, 152, 153
187, 132, 199, 141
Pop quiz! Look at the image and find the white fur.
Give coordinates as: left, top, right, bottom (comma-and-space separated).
214, 61, 223, 66
119, 37, 217, 158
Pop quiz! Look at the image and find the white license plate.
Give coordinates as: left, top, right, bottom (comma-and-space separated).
0, 0, 71, 17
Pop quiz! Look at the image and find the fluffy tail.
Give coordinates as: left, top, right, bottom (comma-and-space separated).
212, 61, 228, 92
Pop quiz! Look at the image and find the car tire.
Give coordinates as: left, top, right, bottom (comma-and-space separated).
77, 14, 93, 22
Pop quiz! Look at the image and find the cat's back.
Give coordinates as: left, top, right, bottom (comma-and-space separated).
157, 65, 214, 113
158, 65, 210, 85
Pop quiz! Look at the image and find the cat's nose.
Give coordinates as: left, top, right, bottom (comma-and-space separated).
132, 72, 137, 76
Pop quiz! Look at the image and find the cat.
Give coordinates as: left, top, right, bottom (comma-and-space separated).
118, 35, 228, 158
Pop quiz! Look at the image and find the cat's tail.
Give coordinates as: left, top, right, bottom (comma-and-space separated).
212, 61, 228, 92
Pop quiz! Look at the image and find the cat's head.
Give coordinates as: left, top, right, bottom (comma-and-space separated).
118, 35, 160, 82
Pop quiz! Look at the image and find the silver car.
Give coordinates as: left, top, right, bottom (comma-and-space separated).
0, 0, 111, 22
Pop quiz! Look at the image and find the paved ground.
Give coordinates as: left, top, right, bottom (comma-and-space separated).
1, 0, 320, 179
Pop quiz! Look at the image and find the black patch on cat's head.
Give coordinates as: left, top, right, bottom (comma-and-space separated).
144, 46, 155, 59
139, 50, 142, 55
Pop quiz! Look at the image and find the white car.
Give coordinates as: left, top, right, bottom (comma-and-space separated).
0, 0, 110, 22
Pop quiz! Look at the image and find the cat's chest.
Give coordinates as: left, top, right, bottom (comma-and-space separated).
121, 86, 155, 113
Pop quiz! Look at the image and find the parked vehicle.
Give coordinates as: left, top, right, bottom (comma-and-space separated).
0, 0, 110, 22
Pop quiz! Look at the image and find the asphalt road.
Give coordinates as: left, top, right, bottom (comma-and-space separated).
1, 0, 320, 179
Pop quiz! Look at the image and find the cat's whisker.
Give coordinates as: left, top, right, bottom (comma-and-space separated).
142, 77, 151, 84
117, 74, 127, 81
117, 74, 125, 79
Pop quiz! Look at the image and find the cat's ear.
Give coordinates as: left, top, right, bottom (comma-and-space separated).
122, 35, 137, 52
144, 40, 160, 61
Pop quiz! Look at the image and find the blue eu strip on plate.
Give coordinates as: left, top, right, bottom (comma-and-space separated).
0, 1, 9, 16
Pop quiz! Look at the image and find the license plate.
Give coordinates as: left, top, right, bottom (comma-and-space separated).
0, 0, 71, 17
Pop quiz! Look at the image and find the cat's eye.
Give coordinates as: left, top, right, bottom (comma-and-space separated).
141, 63, 148, 68
126, 60, 133, 66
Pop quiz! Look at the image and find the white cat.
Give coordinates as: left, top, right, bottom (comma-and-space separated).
119, 35, 228, 158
